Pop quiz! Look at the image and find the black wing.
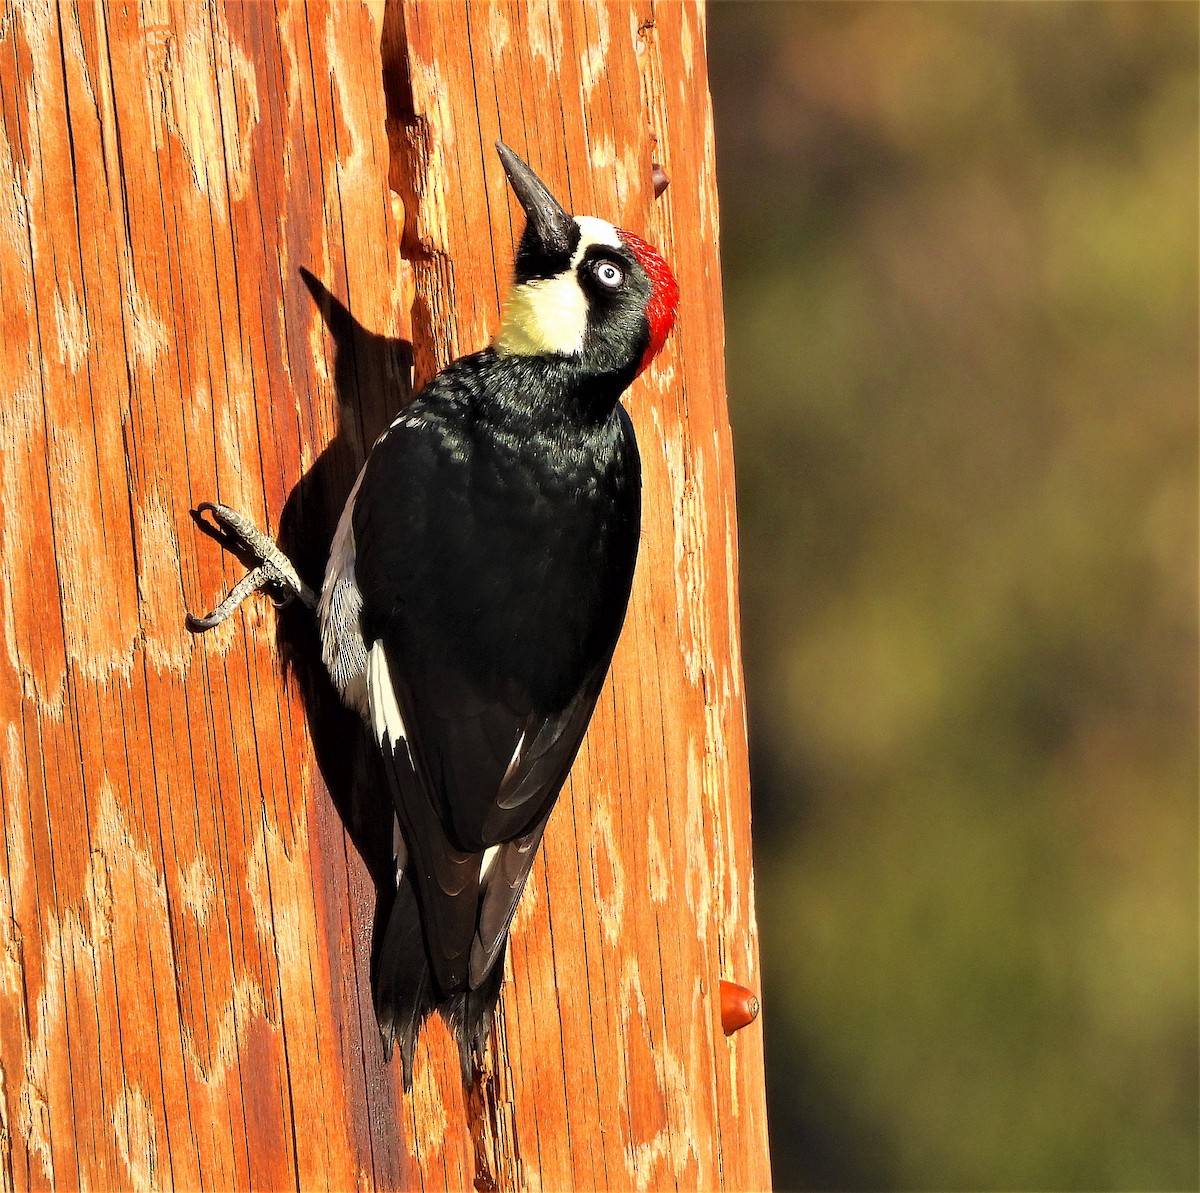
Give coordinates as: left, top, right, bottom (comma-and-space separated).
371, 634, 612, 993
353, 380, 640, 998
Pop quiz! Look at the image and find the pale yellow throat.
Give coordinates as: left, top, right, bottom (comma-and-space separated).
495, 274, 588, 358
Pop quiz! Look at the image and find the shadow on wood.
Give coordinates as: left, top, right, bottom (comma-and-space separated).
273, 272, 416, 1012
271, 271, 519, 1190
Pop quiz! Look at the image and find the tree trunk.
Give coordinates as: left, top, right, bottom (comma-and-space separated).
0, 1, 768, 1189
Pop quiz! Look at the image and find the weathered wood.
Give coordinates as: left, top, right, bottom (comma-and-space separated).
0, 1, 767, 1188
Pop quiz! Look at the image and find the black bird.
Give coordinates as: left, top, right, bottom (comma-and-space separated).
188, 142, 679, 1086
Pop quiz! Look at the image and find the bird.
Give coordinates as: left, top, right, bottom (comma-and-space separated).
187, 141, 679, 1088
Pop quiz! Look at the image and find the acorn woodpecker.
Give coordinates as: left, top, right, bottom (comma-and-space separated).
188, 142, 679, 1086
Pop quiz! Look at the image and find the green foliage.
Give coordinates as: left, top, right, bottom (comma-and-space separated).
709, 4, 1198, 1189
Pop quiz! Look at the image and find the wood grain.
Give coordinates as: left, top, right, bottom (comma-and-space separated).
0, 1, 767, 1188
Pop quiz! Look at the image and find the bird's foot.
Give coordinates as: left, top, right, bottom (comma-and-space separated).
186, 501, 316, 632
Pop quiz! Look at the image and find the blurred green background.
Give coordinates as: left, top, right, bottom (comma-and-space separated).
707, 3, 1198, 1190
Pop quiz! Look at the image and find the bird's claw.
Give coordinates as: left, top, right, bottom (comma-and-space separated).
186, 501, 316, 633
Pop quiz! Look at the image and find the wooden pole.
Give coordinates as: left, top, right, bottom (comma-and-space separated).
0, 1, 768, 1188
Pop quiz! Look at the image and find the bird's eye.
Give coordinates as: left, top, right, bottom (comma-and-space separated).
594, 261, 624, 289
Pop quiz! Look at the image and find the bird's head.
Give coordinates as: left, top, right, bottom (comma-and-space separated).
493, 142, 679, 383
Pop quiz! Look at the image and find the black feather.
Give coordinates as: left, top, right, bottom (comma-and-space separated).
372, 869, 434, 1089
356, 348, 641, 1075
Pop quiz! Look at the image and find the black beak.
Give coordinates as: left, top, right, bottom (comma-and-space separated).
496, 141, 578, 271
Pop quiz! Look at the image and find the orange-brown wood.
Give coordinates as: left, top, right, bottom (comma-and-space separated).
0, 1, 767, 1188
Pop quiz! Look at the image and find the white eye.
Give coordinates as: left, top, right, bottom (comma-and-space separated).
595, 260, 624, 289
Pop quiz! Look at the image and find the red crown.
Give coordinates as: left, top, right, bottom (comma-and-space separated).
618, 230, 680, 376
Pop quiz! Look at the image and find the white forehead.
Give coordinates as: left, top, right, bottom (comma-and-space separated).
571, 216, 622, 265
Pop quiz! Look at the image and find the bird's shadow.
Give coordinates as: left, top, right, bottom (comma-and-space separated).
273, 269, 414, 989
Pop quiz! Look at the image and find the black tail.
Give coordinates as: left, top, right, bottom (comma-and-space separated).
372, 874, 508, 1089
444, 940, 508, 1081
372, 872, 436, 1089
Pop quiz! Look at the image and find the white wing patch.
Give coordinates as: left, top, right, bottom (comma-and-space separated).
495, 216, 624, 358
501, 729, 527, 787
367, 639, 408, 749
480, 845, 501, 883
